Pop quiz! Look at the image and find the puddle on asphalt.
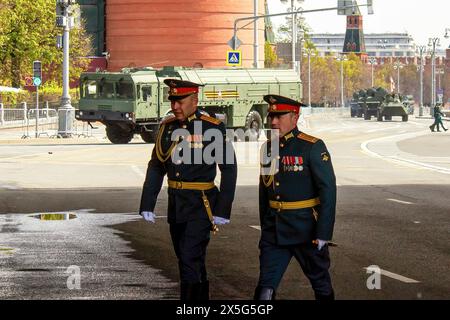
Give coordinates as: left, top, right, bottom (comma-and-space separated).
30, 213, 77, 220
0, 247, 15, 255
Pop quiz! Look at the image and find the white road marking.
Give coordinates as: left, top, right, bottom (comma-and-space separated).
249, 225, 261, 231
387, 198, 413, 205
131, 165, 145, 178
361, 132, 450, 175
413, 221, 421, 224
365, 267, 420, 283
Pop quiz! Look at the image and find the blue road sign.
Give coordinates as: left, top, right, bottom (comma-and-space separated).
33, 77, 42, 86
226, 50, 242, 66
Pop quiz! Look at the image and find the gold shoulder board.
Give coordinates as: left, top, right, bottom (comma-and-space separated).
161, 115, 177, 125
297, 132, 319, 144
200, 114, 221, 125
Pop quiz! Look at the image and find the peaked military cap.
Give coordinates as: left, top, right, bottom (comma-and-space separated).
164, 78, 204, 101
264, 94, 305, 115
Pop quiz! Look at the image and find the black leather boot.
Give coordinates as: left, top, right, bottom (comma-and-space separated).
199, 280, 210, 301
254, 286, 276, 300
315, 290, 335, 301
180, 282, 202, 301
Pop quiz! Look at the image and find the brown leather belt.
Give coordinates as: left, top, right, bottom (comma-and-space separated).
269, 197, 320, 210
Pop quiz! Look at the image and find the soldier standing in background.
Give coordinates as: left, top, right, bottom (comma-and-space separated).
254, 95, 337, 300
139, 79, 237, 301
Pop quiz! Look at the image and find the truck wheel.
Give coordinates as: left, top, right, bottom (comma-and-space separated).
351, 109, 356, 117
357, 111, 363, 118
106, 125, 134, 144
385, 115, 392, 121
140, 130, 157, 143
364, 113, 371, 120
402, 115, 408, 122
245, 110, 262, 141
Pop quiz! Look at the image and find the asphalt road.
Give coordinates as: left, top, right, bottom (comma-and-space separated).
0, 113, 449, 300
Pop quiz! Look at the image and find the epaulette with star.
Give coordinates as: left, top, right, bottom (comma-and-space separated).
200, 114, 221, 125
297, 132, 319, 144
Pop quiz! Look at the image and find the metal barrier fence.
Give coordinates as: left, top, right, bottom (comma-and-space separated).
0, 102, 92, 139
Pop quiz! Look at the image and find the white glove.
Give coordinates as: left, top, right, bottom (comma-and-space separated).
317, 239, 328, 250
141, 211, 156, 223
213, 216, 230, 225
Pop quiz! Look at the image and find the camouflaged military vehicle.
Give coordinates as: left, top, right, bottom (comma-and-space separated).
75, 66, 301, 144
350, 91, 363, 117
377, 91, 409, 122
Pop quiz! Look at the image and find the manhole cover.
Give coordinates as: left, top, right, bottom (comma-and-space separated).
30, 213, 77, 221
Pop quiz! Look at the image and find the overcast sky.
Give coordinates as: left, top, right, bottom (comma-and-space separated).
267, 0, 450, 48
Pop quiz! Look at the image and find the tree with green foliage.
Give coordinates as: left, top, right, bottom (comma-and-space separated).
0, 0, 92, 88
264, 41, 279, 68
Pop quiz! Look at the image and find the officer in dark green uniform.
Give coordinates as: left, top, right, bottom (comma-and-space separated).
429, 104, 448, 132
139, 79, 237, 301
254, 94, 337, 301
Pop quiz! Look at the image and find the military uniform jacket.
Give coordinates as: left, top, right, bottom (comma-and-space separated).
259, 127, 336, 246
139, 110, 237, 224
434, 108, 444, 120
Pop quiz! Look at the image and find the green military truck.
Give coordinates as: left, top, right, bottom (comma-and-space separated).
362, 88, 384, 120
75, 66, 301, 143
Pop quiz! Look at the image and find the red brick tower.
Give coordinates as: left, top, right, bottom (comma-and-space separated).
342, 3, 367, 61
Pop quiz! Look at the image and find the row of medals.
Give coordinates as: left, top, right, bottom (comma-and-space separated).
283, 164, 304, 172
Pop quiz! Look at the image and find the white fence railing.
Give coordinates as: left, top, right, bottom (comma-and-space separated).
0, 103, 92, 139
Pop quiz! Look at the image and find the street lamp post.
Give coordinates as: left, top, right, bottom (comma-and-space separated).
368, 57, 377, 87
416, 45, 426, 116
393, 59, 403, 94
56, 0, 77, 138
303, 49, 314, 107
280, 0, 304, 72
336, 54, 347, 108
253, 0, 259, 68
428, 37, 440, 111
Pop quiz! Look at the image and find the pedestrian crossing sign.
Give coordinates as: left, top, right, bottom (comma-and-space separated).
226, 50, 242, 66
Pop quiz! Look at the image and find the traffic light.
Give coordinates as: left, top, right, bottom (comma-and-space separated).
33, 60, 42, 86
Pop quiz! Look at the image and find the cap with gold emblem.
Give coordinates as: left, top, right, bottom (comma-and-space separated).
263, 94, 305, 115
163, 78, 204, 101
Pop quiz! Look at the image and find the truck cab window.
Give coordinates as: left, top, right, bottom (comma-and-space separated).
98, 82, 114, 99
116, 82, 134, 99
142, 86, 152, 101
83, 80, 97, 98
163, 87, 170, 102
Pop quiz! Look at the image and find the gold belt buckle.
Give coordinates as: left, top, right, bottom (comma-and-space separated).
277, 202, 283, 210
176, 181, 182, 189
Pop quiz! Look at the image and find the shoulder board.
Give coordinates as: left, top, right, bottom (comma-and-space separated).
297, 132, 319, 144
200, 114, 221, 125
161, 115, 177, 125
